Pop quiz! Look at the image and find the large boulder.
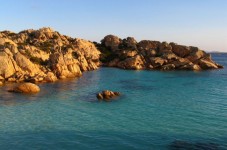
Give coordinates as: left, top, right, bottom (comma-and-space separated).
187, 48, 206, 62
9, 82, 40, 93
121, 37, 137, 50
150, 57, 167, 68
101, 35, 121, 51
137, 40, 160, 51
49, 51, 82, 79
170, 43, 191, 57
198, 59, 219, 69
44, 72, 58, 82
158, 42, 172, 54
117, 55, 145, 70
121, 50, 138, 58
0, 52, 17, 78
14, 52, 42, 75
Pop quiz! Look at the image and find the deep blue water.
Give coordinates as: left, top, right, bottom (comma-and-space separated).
0, 53, 227, 150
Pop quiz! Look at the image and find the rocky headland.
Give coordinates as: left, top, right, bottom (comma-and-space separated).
0, 27, 223, 86
97, 35, 223, 71
0, 27, 100, 85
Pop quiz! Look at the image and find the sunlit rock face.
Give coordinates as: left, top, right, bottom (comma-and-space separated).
0, 27, 101, 84
98, 34, 223, 71
0, 28, 223, 85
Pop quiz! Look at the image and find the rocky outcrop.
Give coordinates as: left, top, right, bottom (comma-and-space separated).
99, 35, 223, 70
0, 27, 101, 83
8, 82, 40, 93
0, 28, 223, 86
101, 35, 121, 51
44, 72, 58, 82
97, 90, 121, 101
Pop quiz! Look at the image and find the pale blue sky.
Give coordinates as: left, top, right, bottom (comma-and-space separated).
0, 0, 227, 52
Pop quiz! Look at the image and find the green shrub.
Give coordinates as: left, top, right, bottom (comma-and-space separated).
30, 56, 48, 66
72, 52, 79, 59
39, 41, 53, 53
8, 32, 16, 36
53, 35, 59, 39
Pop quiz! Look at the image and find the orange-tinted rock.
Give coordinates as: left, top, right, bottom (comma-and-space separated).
97, 90, 121, 101
9, 82, 40, 93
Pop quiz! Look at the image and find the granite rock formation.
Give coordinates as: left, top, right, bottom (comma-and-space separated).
0, 27, 101, 85
97, 35, 223, 71
0, 28, 223, 86
8, 82, 40, 93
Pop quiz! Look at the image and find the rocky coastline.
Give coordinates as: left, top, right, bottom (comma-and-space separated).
0, 27, 223, 86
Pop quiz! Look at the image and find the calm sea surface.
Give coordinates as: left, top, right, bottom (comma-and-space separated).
0, 54, 227, 150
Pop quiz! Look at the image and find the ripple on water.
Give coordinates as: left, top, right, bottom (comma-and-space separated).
0, 54, 227, 150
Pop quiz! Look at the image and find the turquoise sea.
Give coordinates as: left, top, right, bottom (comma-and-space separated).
0, 53, 227, 150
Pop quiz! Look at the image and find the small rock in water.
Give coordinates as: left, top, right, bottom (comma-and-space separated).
96, 90, 121, 101
8, 82, 40, 94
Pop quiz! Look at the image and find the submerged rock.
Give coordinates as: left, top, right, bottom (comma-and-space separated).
96, 90, 121, 101
8, 82, 40, 93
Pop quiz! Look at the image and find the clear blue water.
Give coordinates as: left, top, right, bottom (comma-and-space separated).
0, 54, 227, 150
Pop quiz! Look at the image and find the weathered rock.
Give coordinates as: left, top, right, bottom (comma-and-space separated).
96, 93, 103, 100
101, 35, 121, 51
14, 52, 42, 75
49, 51, 82, 78
0, 28, 224, 87
97, 90, 121, 101
0, 52, 17, 78
74, 38, 101, 70
158, 42, 172, 54
8, 82, 40, 93
0, 75, 4, 80
170, 43, 191, 57
198, 59, 219, 69
146, 49, 157, 57
44, 72, 58, 82
106, 58, 119, 67
99, 35, 222, 71
137, 40, 160, 51
121, 50, 138, 58
161, 52, 178, 61
161, 64, 175, 70
150, 57, 167, 68
117, 55, 145, 70
0, 27, 103, 85
122, 37, 137, 49
7, 77, 16, 82
187, 48, 206, 62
